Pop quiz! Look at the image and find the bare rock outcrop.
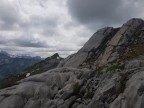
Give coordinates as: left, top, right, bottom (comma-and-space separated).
0, 68, 93, 108
58, 27, 117, 68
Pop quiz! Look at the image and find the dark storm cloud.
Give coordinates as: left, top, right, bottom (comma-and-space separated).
13, 37, 48, 48
0, 37, 48, 48
0, 34, 48, 48
14, 40, 47, 48
67, 0, 143, 28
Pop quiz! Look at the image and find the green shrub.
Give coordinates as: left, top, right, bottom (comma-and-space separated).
73, 82, 80, 95
0, 81, 17, 89
97, 70, 104, 77
96, 63, 125, 77
106, 64, 119, 72
86, 91, 94, 99
106, 63, 124, 72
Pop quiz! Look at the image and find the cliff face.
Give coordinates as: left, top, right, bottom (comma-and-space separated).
1, 18, 144, 108
58, 27, 118, 68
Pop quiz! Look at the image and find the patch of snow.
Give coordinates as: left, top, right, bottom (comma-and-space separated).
57, 57, 60, 59
26, 73, 31, 77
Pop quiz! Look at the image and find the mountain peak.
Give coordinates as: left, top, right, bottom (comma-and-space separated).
51, 53, 59, 58
58, 18, 144, 68
124, 18, 144, 25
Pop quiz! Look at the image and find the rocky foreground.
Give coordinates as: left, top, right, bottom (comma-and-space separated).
1, 18, 144, 108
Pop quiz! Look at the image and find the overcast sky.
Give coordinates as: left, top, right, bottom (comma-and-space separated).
0, 0, 144, 58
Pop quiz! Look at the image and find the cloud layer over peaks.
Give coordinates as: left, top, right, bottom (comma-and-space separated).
0, 0, 144, 58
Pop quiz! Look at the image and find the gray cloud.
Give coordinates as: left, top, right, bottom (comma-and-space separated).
13, 38, 48, 48
22, 15, 59, 28
19, 15, 60, 37
0, 35, 48, 48
0, 0, 144, 58
0, 40, 6, 45
0, 0, 81, 57
0, 0, 21, 30
67, 0, 144, 28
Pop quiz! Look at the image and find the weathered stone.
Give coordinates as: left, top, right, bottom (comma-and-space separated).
58, 27, 115, 68
0, 95, 24, 108
0, 96, 5, 102
79, 27, 114, 52
23, 99, 41, 108
125, 58, 144, 69
98, 18, 144, 66
0, 68, 92, 108
59, 52, 88, 68
110, 71, 144, 108
59, 96, 76, 108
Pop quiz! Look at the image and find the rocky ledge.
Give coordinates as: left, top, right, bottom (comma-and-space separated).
1, 18, 144, 108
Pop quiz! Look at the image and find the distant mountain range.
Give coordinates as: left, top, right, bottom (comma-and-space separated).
0, 53, 63, 89
0, 51, 42, 80
24, 53, 63, 75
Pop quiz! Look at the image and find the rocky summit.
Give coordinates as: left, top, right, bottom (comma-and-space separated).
1, 18, 144, 108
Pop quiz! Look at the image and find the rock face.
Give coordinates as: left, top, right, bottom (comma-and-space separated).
97, 18, 144, 67
58, 27, 118, 68
1, 18, 144, 108
0, 68, 93, 108
59, 18, 144, 69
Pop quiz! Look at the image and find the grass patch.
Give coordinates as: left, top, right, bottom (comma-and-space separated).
106, 64, 118, 72
106, 63, 124, 72
96, 63, 125, 77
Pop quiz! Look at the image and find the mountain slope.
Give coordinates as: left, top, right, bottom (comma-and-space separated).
0, 51, 42, 80
24, 53, 63, 75
0, 53, 63, 89
1, 18, 144, 108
